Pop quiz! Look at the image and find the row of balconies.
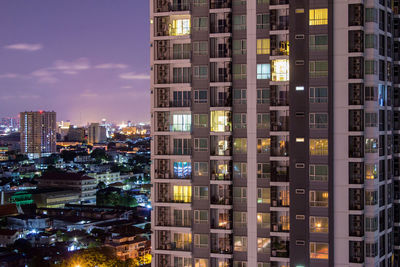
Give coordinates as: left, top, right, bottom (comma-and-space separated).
154, 0, 289, 14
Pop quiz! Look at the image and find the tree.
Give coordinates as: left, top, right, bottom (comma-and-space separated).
97, 181, 106, 190
58, 247, 123, 267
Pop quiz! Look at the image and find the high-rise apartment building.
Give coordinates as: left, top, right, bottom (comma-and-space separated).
20, 111, 56, 159
88, 123, 107, 144
151, 0, 400, 266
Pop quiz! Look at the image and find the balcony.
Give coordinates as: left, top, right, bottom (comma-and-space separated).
156, 207, 192, 227
154, 0, 191, 12
271, 237, 289, 258
270, 113, 289, 132
210, 136, 232, 156
271, 137, 289, 157
210, 62, 232, 83
211, 210, 232, 230
271, 211, 289, 232
211, 185, 232, 205
270, 9, 289, 31
210, 12, 232, 34
270, 0, 289, 4
210, 0, 232, 9
211, 234, 233, 254
271, 186, 290, 207
210, 87, 232, 107
271, 165, 289, 182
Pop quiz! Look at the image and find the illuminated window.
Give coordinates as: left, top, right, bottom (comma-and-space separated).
195, 258, 209, 267
173, 185, 192, 203
365, 138, 378, 153
257, 163, 270, 179
365, 163, 377, 179
194, 210, 208, 224
194, 162, 208, 176
193, 114, 208, 128
233, 211, 247, 228
309, 190, 328, 207
271, 59, 289, 81
234, 236, 247, 252
296, 138, 304, 142
171, 18, 191, 35
233, 162, 247, 179
257, 213, 270, 229
194, 186, 208, 200
233, 138, 247, 154
309, 139, 328, 156
257, 64, 271, 79
309, 165, 328, 182
257, 188, 270, 204
233, 64, 247, 80
171, 114, 191, 132
194, 234, 208, 248
173, 162, 192, 178
257, 138, 270, 153
309, 9, 328, 25
365, 190, 377, 205
310, 216, 329, 233
257, 39, 270, 54
174, 233, 192, 250
257, 238, 271, 253
210, 111, 232, 132
233, 262, 247, 267
310, 242, 329, 259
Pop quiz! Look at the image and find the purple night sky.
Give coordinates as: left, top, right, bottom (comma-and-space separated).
0, 0, 150, 125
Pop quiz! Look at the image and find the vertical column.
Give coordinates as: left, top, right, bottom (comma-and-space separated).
246, 0, 258, 265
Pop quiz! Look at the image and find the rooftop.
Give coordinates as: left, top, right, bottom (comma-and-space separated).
37, 172, 94, 181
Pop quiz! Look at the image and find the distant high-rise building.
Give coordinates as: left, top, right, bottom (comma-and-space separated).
66, 126, 85, 142
151, 0, 400, 266
88, 123, 107, 144
20, 111, 56, 158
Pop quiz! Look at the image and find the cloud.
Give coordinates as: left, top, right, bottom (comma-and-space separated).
119, 72, 150, 80
53, 58, 90, 72
80, 90, 99, 98
4, 43, 43, 52
95, 63, 128, 69
121, 85, 133, 89
0, 73, 21, 79
31, 69, 58, 84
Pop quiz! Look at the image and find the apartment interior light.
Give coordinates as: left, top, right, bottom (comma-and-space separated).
296, 86, 304, 91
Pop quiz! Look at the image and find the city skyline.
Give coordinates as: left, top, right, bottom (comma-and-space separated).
0, 0, 150, 124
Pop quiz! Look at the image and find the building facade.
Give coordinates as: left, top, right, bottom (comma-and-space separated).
151, 0, 400, 266
20, 111, 57, 159
88, 123, 107, 144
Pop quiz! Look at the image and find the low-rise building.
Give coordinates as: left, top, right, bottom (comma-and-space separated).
87, 172, 128, 185
36, 172, 96, 203
105, 234, 150, 261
